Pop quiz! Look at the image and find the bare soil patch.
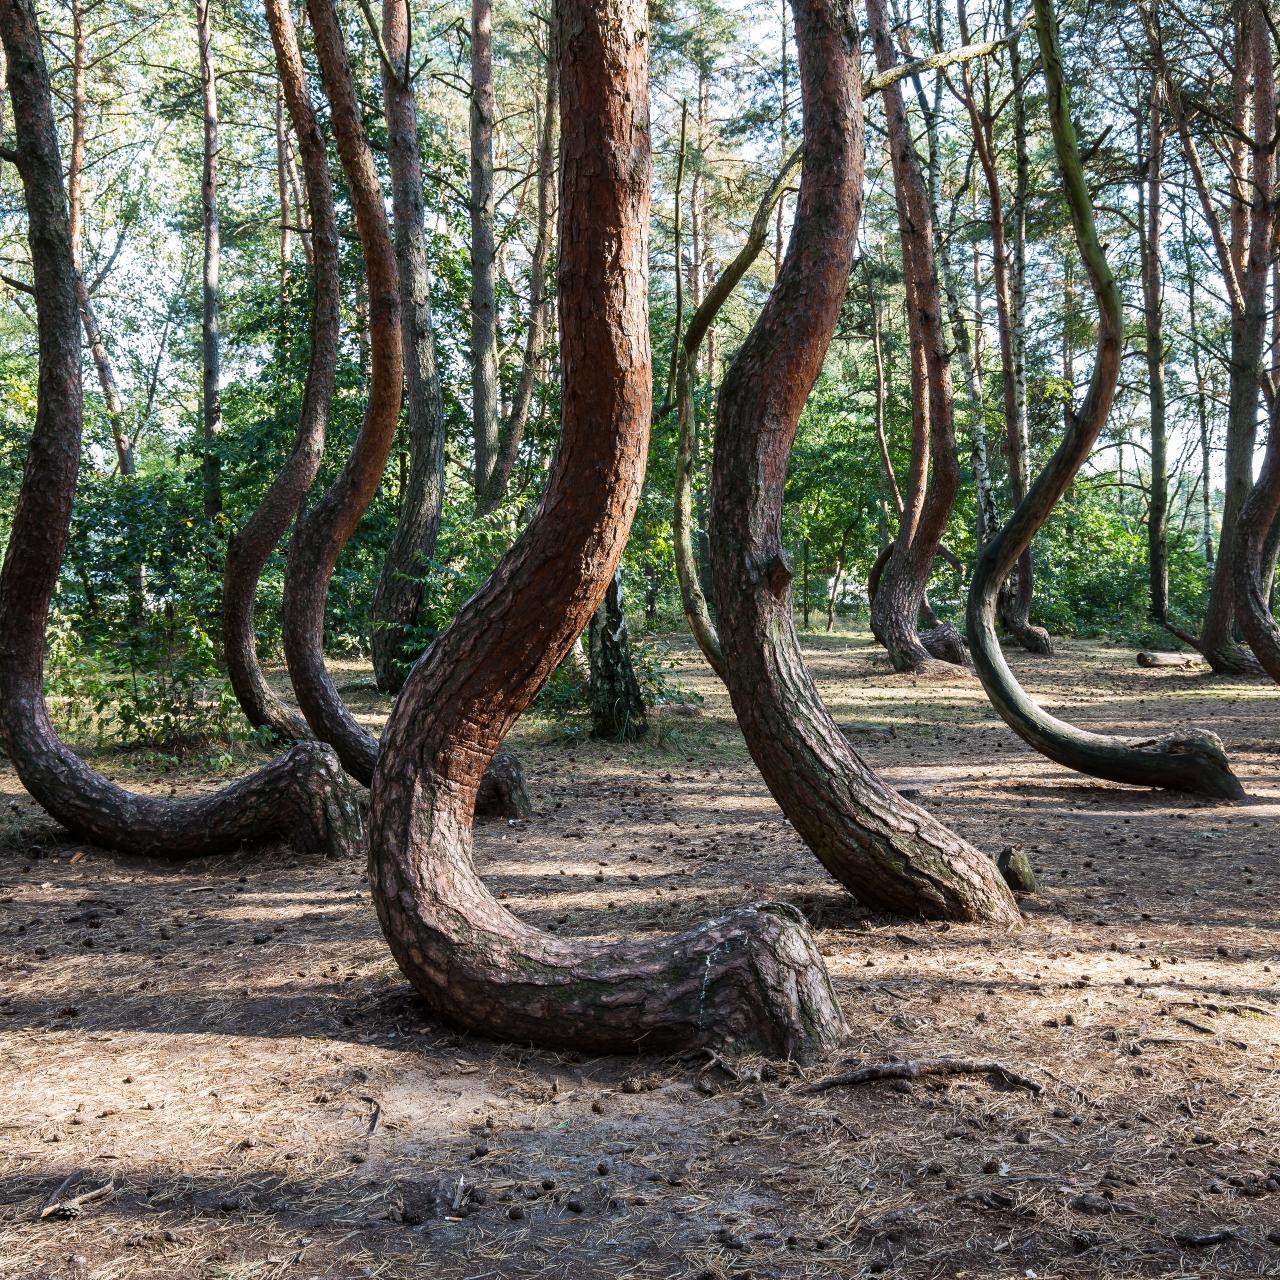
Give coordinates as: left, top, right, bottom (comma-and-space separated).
1, 632, 1277, 1279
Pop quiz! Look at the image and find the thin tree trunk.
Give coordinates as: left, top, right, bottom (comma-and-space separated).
672, 148, 799, 680
589, 570, 646, 740
469, 0, 499, 503
1139, 83, 1169, 626
479, 29, 558, 514
709, 0, 1019, 924
370, 0, 449, 693
866, 0, 966, 674
965, 0, 1242, 801
0, 0, 363, 862
368, 0, 845, 1058
196, 0, 222, 518
68, 0, 133, 477
223, 0, 339, 742
1199, 8, 1267, 674
956, 0, 1049, 655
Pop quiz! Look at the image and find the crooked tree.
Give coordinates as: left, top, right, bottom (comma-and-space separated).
708, 0, 1019, 924
964, 0, 1243, 802
0, 0, 363, 863
366, 0, 845, 1058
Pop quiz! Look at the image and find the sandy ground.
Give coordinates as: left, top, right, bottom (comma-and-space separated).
1, 631, 1277, 1280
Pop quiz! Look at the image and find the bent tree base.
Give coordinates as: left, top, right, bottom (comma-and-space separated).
965, 0, 1244, 804
368, 0, 844, 1060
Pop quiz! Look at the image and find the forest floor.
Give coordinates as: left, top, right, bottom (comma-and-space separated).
1, 631, 1278, 1280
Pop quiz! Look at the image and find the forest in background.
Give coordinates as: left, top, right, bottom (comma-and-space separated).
0, 0, 1254, 764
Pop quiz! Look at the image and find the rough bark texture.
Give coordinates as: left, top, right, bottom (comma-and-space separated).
196, 0, 222, 519
280, 0, 529, 821
368, 0, 844, 1059
0, 0, 363, 863
469, 0, 499, 502
370, 0, 449, 695
865, 0, 964, 676
222, 0, 338, 742
708, 0, 1018, 924
965, 0, 1243, 802
589, 570, 646, 741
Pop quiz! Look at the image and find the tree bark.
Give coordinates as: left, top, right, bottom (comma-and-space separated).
223, 0, 339, 743
865, 0, 965, 675
964, 0, 1243, 802
369, 0, 449, 695
589, 569, 646, 741
196, 0, 222, 519
469, 0, 499, 503
367, 0, 845, 1059
0, 0, 363, 863
708, 0, 1018, 924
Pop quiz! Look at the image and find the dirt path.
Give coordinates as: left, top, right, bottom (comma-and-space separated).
1, 632, 1277, 1278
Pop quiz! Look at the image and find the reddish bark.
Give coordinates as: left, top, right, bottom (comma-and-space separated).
223, 0, 339, 742
0, 0, 362, 863
865, 0, 965, 675
367, 0, 845, 1058
708, 0, 1018, 924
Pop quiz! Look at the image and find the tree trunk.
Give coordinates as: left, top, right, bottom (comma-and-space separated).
367, 0, 845, 1059
709, 0, 1018, 924
196, 0, 222, 519
589, 570, 646, 741
1139, 82, 1169, 625
1230, 24, 1280, 680
469, 0, 499, 503
68, 0, 133, 478
370, 0, 449, 694
865, 0, 965, 675
0, 0, 363, 863
479, 32, 558, 514
280, 0, 528, 822
1198, 9, 1268, 675
965, 0, 1242, 801
223, 0, 339, 743
956, 0, 1049, 656
672, 148, 799, 680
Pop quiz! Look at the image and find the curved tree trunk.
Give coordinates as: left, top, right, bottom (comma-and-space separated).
223, 0, 338, 742
280, 0, 528, 821
865, 0, 964, 676
671, 148, 799, 680
367, 0, 845, 1060
0, 0, 363, 864
867, 543, 968, 668
964, 0, 1243, 802
708, 0, 1018, 925
370, 0, 448, 695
